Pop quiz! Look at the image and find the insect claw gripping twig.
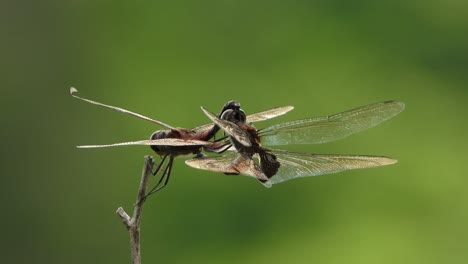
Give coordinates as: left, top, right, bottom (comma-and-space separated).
144, 156, 174, 198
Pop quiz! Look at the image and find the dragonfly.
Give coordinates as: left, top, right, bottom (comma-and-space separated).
70, 87, 294, 193
186, 101, 405, 187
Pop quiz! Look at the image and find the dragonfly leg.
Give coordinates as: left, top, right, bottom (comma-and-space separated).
145, 156, 174, 197
144, 156, 168, 197
152, 155, 168, 176
204, 141, 232, 154
214, 135, 228, 142
156, 157, 173, 192
215, 143, 232, 154
195, 152, 208, 158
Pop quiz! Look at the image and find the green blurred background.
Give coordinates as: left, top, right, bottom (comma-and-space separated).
2, 0, 468, 263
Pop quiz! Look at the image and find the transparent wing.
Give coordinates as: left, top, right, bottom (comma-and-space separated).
245, 106, 294, 123
263, 149, 397, 186
77, 138, 211, 148
70, 87, 174, 129
186, 152, 239, 174
192, 106, 294, 133
187, 149, 396, 187
200, 107, 252, 147
191, 123, 215, 134
185, 152, 268, 181
260, 101, 405, 146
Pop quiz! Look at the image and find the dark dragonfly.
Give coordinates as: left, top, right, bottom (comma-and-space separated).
70, 88, 293, 192
186, 101, 405, 187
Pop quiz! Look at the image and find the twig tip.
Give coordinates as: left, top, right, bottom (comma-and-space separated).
70, 87, 78, 95
116, 207, 131, 227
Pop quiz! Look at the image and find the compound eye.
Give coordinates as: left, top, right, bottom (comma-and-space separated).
220, 100, 240, 114
237, 109, 246, 123
219, 108, 246, 124
220, 109, 234, 121
150, 130, 168, 140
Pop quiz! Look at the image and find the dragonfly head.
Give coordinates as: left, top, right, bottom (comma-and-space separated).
219, 100, 246, 125
148, 130, 170, 153
150, 130, 170, 140
220, 100, 240, 114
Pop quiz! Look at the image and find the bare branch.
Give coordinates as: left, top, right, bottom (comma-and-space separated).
116, 156, 154, 264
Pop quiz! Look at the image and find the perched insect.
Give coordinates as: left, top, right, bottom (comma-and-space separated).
186, 101, 405, 187
70, 88, 293, 193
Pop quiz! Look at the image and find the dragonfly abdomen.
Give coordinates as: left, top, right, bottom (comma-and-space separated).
258, 150, 280, 178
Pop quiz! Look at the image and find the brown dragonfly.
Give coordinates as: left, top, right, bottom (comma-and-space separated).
70, 88, 293, 193
186, 101, 405, 187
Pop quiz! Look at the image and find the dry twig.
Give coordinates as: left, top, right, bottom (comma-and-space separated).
116, 156, 154, 264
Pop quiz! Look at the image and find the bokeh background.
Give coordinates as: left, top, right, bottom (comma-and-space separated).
2, 1, 468, 263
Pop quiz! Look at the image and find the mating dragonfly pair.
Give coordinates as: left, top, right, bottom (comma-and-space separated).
71, 88, 404, 192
